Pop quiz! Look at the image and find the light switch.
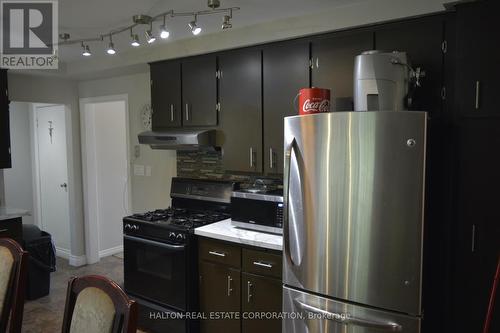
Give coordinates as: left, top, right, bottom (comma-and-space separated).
134, 164, 145, 176
145, 165, 151, 177
134, 145, 140, 159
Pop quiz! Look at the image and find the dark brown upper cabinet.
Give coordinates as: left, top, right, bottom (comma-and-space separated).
218, 48, 263, 173
0, 69, 11, 169
455, 1, 498, 118
311, 30, 373, 109
263, 41, 310, 175
182, 55, 218, 127
150, 60, 182, 129
374, 16, 445, 118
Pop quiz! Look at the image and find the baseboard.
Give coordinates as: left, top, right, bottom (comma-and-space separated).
69, 254, 87, 267
55, 247, 87, 267
55, 246, 70, 259
99, 245, 123, 258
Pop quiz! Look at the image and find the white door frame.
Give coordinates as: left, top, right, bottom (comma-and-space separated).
80, 94, 132, 264
31, 103, 72, 258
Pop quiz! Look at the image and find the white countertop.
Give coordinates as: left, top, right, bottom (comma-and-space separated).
0, 207, 30, 221
195, 219, 283, 251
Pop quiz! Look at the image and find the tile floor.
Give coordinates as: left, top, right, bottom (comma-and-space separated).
21, 254, 134, 333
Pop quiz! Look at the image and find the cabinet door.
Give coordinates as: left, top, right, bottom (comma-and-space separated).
451, 119, 500, 333
263, 41, 310, 174
242, 273, 282, 333
0, 69, 11, 169
199, 261, 241, 333
456, 1, 498, 117
182, 55, 218, 127
375, 16, 444, 118
150, 61, 182, 129
219, 49, 262, 172
311, 30, 373, 108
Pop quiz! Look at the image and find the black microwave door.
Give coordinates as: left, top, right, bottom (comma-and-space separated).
124, 235, 187, 310
231, 197, 282, 227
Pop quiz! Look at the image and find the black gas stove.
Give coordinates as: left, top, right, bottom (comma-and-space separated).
123, 177, 238, 333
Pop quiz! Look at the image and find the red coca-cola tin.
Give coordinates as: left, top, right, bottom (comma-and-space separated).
298, 88, 331, 115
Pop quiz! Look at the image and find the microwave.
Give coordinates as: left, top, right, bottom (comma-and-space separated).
230, 190, 283, 234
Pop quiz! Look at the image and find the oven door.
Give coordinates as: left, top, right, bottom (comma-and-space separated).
124, 234, 187, 310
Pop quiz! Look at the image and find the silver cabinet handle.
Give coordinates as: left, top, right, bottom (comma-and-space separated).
247, 281, 253, 303
475, 81, 480, 109
208, 250, 226, 257
170, 104, 174, 122
227, 275, 233, 296
0, 229, 8, 233
185, 103, 189, 121
253, 261, 273, 269
316, 57, 319, 69
269, 147, 274, 169
249, 147, 255, 168
471, 224, 476, 252
296, 300, 403, 331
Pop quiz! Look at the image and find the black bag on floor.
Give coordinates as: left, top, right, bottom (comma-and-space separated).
22, 224, 56, 300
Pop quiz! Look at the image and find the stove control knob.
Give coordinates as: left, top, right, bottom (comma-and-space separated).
125, 223, 131, 230
176, 234, 184, 241
169, 232, 176, 239
132, 225, 139, 231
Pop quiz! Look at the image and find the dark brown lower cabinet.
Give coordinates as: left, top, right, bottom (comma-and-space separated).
199, 261, 241, 333
198, 237, 282, 333
242, 273, 282, 333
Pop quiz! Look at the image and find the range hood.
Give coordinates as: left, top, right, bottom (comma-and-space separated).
138, 129, 217, 150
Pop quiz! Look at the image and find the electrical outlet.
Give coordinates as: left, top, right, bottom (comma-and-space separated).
133, 164, 145, 176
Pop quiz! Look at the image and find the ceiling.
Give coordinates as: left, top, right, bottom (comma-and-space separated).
57, 0, 365, 63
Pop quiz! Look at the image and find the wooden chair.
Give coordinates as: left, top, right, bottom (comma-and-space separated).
61, 275, 138, 333
0, 238, 29, 333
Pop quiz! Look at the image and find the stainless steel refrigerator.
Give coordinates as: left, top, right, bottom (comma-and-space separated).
283, 111, 427, 333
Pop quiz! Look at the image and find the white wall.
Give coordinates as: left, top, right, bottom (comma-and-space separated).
3, 102, 34, 224
7, 73, 85, 258
78, 73, 177, 211
93, 101, 127, 253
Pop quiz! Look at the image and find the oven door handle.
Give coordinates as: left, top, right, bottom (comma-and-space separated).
124, 235, 186, 251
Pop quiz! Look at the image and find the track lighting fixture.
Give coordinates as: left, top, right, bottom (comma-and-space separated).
72, 4, 239, 57
188, 15, 202, 35
145, 23, 156, 43
131, 34, 140, 47
159, 16, 170, 39
81, 42, 91, 56
222, 15, 232, 30
130, 29, 140, 47
106, 35, 116, 55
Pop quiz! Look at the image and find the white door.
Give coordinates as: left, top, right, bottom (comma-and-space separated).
82, 99, 129, 263
36, 105, 71, 253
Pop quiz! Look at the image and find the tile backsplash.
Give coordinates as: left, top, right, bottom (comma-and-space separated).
177, 150, 282, 186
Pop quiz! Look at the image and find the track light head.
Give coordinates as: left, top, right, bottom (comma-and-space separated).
188, 20, 201, 35
145, 30, 156, 43
222, 15, 232, 30
131, 34, 140, 47
81, 42, 91, 56
107, 42, 116, 55
159, 25, 170, 39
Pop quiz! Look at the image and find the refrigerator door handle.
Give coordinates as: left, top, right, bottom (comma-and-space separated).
284, 137, 303, 266
296, 300, 403, 332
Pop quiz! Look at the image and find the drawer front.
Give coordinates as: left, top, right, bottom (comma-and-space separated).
243, 248, 282, 279
0, 218, 22, 244
199, 238, 241, 268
